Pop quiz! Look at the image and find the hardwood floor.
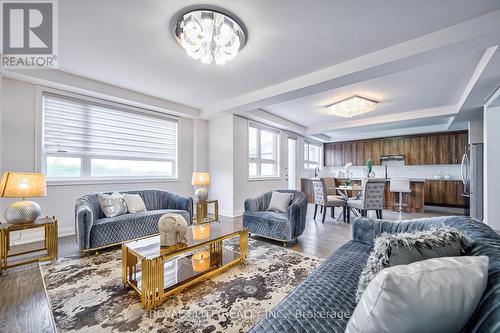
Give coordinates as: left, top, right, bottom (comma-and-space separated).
0, 205, 454, 332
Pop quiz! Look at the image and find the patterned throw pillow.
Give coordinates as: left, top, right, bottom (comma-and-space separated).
355, 226, 472, 302
98, 192, 128, 218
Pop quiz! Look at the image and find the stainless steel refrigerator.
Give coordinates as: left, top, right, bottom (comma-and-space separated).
461, 143, 483, 221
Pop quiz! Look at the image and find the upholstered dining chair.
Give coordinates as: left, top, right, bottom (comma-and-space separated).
322, 177, 337, 196
347, 178, 386, 220
312, 178, 347, 223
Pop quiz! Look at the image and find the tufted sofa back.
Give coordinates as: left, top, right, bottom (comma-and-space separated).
77, 189, 179, 219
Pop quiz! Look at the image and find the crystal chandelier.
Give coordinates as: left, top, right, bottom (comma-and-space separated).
175, 10, 246, 65
325, 96, 378, 118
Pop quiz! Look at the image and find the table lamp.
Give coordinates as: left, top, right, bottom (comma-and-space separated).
0, 172, 47, 224
191, 172, 210, 201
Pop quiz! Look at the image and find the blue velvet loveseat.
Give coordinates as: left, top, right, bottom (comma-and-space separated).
75, 189, 193, 251
250, 216, 500, 333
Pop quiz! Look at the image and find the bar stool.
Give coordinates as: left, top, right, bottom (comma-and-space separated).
390, 178, 411, 220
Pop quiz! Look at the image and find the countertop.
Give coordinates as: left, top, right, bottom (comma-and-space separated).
302, 177, 462, 182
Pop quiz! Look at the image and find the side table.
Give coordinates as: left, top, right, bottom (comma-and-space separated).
193, 199, 219, 225
0, 216, 58, 273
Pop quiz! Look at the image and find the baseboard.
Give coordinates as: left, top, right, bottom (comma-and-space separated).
219, 209, 243, 218
424, 205, 466, 215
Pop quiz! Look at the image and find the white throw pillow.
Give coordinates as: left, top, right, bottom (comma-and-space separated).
98, 192, 128, 218
346, 256, 489, 333
267, 192, 293, 213
123, 194, 147, 213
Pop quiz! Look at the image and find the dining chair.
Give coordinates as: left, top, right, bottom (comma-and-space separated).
312, 178, 347, 223
347, 178, 386, 219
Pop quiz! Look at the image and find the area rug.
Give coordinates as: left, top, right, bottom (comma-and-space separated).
40, 239, 323, 333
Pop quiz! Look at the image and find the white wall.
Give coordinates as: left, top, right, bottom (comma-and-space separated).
469, 111, 484, 144
484, 105, 500, 230
193, 119, 209, 171
1, 78, 195, 244
208, 114, 234, 217
209, 115, 310, 217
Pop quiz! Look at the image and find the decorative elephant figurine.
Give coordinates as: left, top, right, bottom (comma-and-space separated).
158, 213, 188, 246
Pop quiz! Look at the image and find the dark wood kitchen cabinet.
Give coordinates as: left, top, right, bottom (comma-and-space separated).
324, 131, 467, 167
424, 180, 468, 208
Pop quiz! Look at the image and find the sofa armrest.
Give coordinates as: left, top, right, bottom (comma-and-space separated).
287, 193, 308, 238
168, 194, 193, 222
244, 198, 259, 212
352, 217, 379, 246
245, 193, 268, 212
75, 201, 95, 250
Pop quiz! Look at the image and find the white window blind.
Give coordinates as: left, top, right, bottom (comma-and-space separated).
42, 93, 178, 179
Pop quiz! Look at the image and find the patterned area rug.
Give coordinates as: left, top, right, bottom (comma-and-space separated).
40, 239, 323, 333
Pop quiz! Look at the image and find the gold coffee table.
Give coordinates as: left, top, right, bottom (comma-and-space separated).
122, 223, 249, 309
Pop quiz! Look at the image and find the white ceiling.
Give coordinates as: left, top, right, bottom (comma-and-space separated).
264, 50, 481, 128
6, 0, 500, 141
57, 0, 500, 106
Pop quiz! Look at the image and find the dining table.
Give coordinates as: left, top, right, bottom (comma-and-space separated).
327, 185, 364, 221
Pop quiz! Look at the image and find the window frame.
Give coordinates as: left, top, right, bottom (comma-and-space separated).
36, 87, 181, 185
248, 122, 281, 180
304, 140, 323, 170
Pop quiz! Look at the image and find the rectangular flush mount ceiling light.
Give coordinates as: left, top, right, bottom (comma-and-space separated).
325, 95, 378, 118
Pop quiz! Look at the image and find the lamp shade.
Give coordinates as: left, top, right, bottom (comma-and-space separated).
191, 172, 210, 186
0, 172, 47, 198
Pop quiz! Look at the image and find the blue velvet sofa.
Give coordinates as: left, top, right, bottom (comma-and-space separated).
243, 190, 307, 244
75, 189, 193, 251
250, 216, 500, 333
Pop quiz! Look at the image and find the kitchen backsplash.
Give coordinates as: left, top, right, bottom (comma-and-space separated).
317, 164, 462, 180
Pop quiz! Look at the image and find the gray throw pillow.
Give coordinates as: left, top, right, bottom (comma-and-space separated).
355, 226, 472, 302
98, 192, 128, 218
267, 192, 293, 213
123, 193, 147, 213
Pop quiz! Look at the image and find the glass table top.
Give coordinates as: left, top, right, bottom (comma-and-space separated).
0, 217, 56, 230
125, 223, 245, 260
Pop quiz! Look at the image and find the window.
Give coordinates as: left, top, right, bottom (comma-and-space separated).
42, 93, 178, 180
248, 124, 279, 178
304, 141, 322, 169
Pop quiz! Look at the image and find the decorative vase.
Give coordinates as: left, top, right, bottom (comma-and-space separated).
158, 213, 188, 246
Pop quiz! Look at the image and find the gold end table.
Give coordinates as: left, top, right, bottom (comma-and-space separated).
0, 216, 58, 273
122, 223, 248, 309
193, 199, 219, 225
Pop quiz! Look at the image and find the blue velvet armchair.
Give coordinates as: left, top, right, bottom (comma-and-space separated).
75, 189, 193, 251
243, 190, 307, 245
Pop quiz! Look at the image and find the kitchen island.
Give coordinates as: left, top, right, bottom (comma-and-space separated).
301, 177, 425, 213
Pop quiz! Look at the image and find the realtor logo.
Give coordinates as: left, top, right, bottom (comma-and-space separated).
1, 0, 58, 68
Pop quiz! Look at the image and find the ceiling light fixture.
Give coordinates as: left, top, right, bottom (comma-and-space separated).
175, 9, 246, 65
325, 96, 378, 118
